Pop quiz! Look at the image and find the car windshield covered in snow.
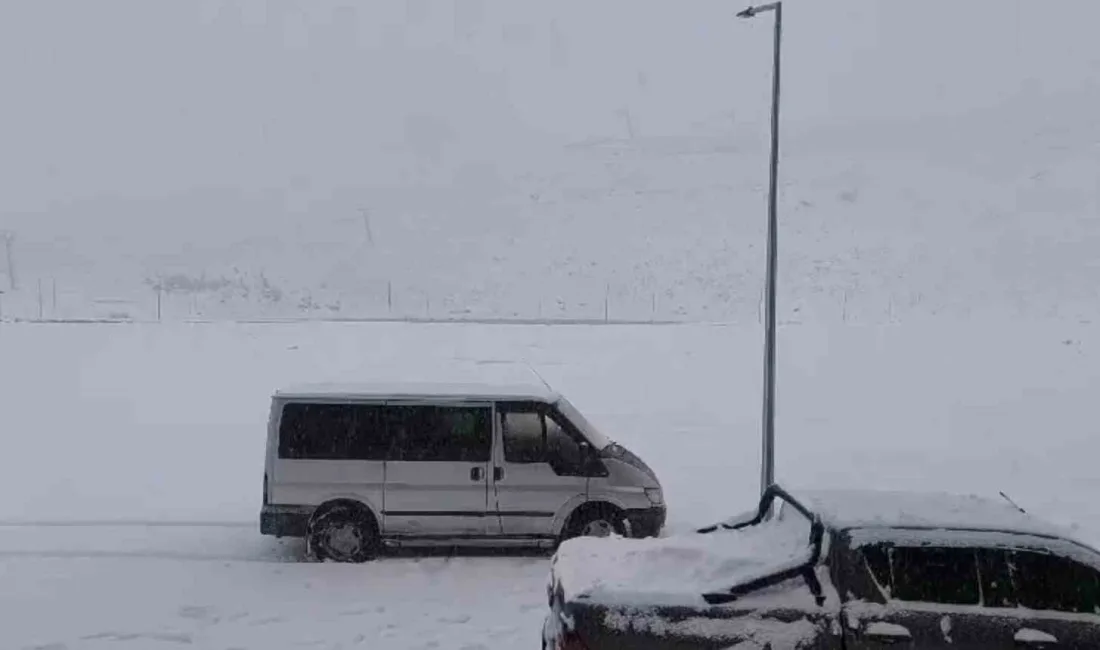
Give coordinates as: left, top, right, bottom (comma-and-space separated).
544, 485, 1100, 650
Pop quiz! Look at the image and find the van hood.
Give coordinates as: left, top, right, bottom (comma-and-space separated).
600, 443, 659, 484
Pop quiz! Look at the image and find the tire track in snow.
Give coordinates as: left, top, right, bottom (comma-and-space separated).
0, 520, 303, 564
0, 519, 254, 528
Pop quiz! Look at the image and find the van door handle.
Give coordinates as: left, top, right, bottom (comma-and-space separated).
494, 467, 504, 481
470, 467, 483, 481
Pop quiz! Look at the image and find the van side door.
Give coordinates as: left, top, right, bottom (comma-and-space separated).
492, 401, 593, 538
381, 402, 493, 538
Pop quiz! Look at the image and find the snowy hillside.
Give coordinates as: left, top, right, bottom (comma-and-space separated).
1, 0, 1098, 322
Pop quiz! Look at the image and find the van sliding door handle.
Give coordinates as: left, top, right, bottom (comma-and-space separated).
470, 467, 484, 481
493, 467, 504, 481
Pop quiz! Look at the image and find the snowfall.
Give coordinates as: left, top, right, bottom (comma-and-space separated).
2, 0, 1100, 648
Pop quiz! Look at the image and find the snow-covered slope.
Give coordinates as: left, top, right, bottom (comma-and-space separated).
1, 0, 1098, 322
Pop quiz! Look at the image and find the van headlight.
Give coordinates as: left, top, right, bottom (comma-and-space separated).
645, 488, 664, 506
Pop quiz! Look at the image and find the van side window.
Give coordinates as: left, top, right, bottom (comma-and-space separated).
384, 405, 490, 463
500, 402, 585, 473
278, 403, 357, 460
545, 412, 583, 469
501, 410, 545, 463
278, 402, 392, 460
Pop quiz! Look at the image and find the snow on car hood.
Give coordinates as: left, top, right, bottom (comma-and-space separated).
551, 513, 818, 607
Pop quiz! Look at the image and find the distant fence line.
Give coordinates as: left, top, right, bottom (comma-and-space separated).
1, 315, 705, 327
0, 274, 1090, 326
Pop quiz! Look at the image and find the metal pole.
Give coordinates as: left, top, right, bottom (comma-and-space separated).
760, 2, 782, 501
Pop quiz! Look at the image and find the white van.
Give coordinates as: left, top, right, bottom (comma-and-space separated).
260, 381, 665, 562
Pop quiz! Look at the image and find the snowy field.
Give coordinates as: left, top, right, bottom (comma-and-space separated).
2, 319, 1098, 648
1, 0, 1099, 323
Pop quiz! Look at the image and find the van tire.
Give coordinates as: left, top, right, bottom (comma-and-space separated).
307, 501, 379, 563
561, 504, 626, 542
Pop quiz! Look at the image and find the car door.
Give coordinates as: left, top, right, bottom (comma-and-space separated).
381, 402, 492, 538
1000, 547, 1100, 649
492, 401, 590, 538
842, 542, 1019, 649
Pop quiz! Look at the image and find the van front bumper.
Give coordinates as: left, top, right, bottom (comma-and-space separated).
625, 505, 667, 538
260, 504, 313, 538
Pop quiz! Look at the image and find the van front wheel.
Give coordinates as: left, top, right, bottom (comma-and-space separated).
561, 505, 626, 542
307, 502, 379, 563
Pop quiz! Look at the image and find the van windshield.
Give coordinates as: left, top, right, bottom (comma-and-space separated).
555, 397, 612, 450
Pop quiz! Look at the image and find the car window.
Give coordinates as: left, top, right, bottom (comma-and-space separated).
499, 401, 587, 473
861, 544, 981, 605
384, 404, 490, 463
977, 548, 1015, 608
1009, 550, 1100, 614
545, 411, 583, 469
501, 410, 545, 463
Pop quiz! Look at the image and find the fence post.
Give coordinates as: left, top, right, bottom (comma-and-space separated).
2, 232, 15, 291
604, 283, 610, 322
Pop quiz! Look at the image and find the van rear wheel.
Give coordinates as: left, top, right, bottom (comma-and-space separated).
307, 502, 379, 563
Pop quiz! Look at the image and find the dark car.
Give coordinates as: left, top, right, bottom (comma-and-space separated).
543, 484, 1100, 649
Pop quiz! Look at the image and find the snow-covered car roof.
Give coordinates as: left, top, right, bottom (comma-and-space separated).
274, 380, 559, 403
794, 488, 1074, 539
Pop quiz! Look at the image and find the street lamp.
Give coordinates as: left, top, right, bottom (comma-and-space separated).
737, 2, 783, 504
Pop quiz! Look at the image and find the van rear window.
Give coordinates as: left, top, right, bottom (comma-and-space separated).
277, 402, 490, 462
278, 403, 386, 460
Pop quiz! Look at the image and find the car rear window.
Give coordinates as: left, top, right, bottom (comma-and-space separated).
1009, 550, 1100, 614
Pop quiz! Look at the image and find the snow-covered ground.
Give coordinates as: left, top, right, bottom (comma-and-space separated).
1, 0, 1098, 647
1, 320, 1098, 648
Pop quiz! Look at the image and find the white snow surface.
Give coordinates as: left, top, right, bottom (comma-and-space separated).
275, 379, 559, 402
3, 320, 1099, 648
863, 621, 912, 639
1015, 628, 1059, 644
554, 511, 814, 606
1, 0, 1099, 324
795, 489, 1073, 538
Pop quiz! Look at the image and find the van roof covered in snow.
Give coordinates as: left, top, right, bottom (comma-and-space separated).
274, 380, 560, 403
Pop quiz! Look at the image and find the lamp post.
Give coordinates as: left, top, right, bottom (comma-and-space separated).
737, 2, 783, 503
